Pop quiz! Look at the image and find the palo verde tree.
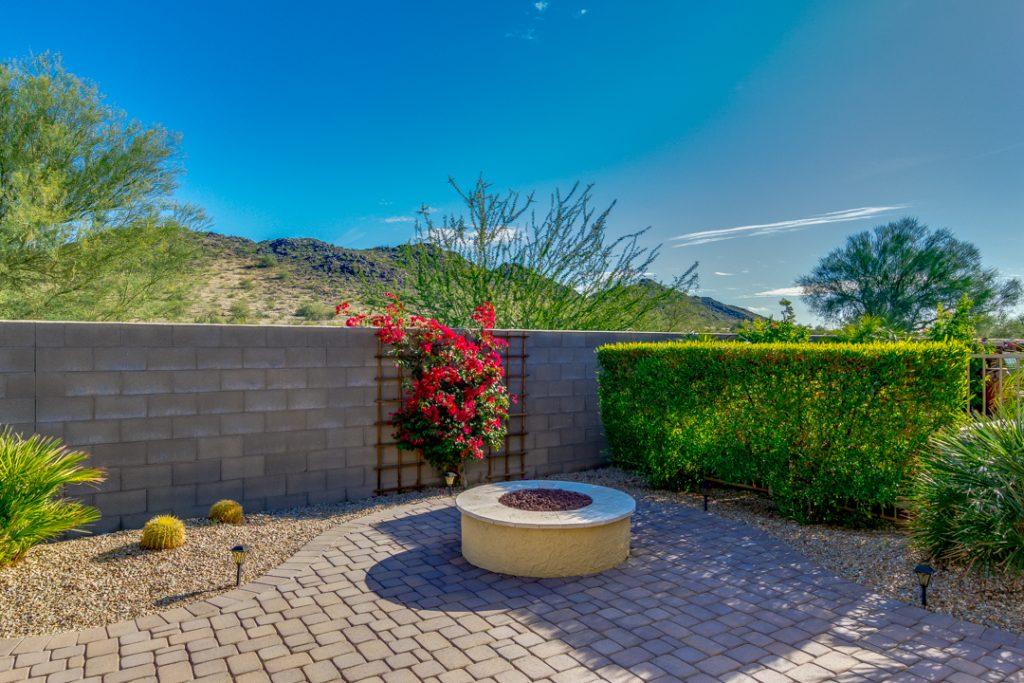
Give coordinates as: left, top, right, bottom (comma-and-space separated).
362, 176, 698, 330
0, 54, 202, 321
797, 217, 1021, 330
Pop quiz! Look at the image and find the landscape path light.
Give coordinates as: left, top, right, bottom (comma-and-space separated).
231, 544, 248, 587
445, 471, 457, 496
914, 563, 935, 608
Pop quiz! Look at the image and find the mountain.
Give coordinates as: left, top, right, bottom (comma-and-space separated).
190, 232, 758, 330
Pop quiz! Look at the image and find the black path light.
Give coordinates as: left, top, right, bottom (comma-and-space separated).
701, 478, 709, 512
914, 563, 935, 608
231, 544, 249, 587
444, 471, 457, 496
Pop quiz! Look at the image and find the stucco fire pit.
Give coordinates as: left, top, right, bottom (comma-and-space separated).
455, 480, 636, 578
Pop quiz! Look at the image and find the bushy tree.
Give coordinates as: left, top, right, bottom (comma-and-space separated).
0, 54, 202, 321
361, 177, 697, 330
735, 299, 811, 343
797, 218, 1021, 331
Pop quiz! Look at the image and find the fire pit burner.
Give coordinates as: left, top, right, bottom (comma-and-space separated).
499, 487, 593, 511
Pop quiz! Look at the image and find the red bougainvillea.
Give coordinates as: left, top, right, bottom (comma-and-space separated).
341, 296, 512, 475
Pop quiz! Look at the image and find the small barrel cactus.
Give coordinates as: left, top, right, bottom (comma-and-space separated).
140, 515, 186, 550
208, 499, 244, 525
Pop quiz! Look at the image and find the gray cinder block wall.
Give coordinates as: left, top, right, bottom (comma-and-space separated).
0, 321, 693, 531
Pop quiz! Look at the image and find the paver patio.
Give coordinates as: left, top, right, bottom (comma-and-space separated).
3, 497, 1024, 682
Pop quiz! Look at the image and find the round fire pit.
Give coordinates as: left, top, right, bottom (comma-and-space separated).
455, 480, 635, 578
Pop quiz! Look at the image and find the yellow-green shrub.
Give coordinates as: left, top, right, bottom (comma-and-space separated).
208, 499, 244, 525
140, 515, 185, 549
596, 341, 969, 524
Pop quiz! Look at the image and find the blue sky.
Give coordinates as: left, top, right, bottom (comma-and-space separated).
3, 0, 1022, 322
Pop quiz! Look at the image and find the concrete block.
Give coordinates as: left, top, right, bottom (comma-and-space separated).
1, 372, 35, 399
95, 490, 147, 516
221, 326, 267, 348
147, 394, 198, 417
122, 371, 174, 395
94, 348, 147, 371
307, 450, 344, 471
220, 412, 265, 435
265, 327, 309, 347
147, 485, 197, 513
34, 323, 65, 347
244, 475, 287, 499
0, 321, 35, 347
265, 453, 307, 475
95, 396, 147, 420
64, 371, 122, 396
221, 455, 265, 480
285, 347, 326, 367
147, 438, 197, 464
197, 348, 243, 369
243, 390, 288, 412
304, 408, 344, 429
121, 465, 173, 490
197, 435, 243, 460
264, 410, 308, 433
196, 391, 244, 414
0, 397, 34, 423
309, 368, 348, 389
172, 415, 221, 438
146, 348, 196, 370
286, 470, 325, 494
221, 369, 265, 391
243, 347, 287, 369
0, 348, 35, 373
242, 432, 290, 455
266, 368, 308, 389
172, 459, 221, 485
120, 417, 173, 442
121, 325, 172, 347
87, 442, 147, 468
286, 389, 327, 410
37, 348, 92, 372
64, 420, 119, 446
172, 371, 222, 393
264, 493, 308, 510
196, 480, 244, 506
63, 323, 126, 347
172, 325, 222, 347
36, 397, 93, 422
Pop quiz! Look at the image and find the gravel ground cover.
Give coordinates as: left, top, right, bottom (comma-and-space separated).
563, 467, 1024, 636
4, 466, 1024, 639
0, 490, 443, 638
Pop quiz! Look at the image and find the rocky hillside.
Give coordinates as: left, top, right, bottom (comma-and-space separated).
189, 232, 758, 330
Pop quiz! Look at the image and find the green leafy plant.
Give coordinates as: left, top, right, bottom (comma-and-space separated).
295, 301, 333, 321
0, 429, 105, 566
911, 375, 1024, 571
255, 253, 277, 268
597, 341, 968, 524
140, 515, 186, 550
228, 301, 252, 324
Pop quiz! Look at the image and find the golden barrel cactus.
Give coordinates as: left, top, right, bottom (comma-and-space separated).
208, 499, 244, 525
140, 515, 186, 550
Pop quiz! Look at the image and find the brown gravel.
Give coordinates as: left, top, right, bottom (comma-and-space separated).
0, 490, 444, 638
558, 467, 1024, 636
499, 487, 593, 511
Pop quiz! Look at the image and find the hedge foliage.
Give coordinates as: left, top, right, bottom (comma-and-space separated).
596, 341, 969, 523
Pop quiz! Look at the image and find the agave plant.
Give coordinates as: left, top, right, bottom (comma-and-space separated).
0, 429, 105, 566
911, 372, 1024, 571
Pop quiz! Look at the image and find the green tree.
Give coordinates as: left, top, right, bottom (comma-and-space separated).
0, 54, 202, 321
361, 176, 698, 330
735, 299, 811, 343
797, 217, 1021, 331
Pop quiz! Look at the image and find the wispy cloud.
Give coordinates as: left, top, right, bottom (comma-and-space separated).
670, 205, 907, 248
713, 271, 733, 276
752, 286, 806, 297
383, 216, 415, 224
534, 1, 548, 11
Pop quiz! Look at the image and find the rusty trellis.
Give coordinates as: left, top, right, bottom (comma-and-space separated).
374, 332, 529, 495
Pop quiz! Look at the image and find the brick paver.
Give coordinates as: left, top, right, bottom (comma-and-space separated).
2, 497, 1024, 681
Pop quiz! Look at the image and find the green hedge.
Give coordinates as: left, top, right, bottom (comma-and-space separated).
596, 341, 969, 523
